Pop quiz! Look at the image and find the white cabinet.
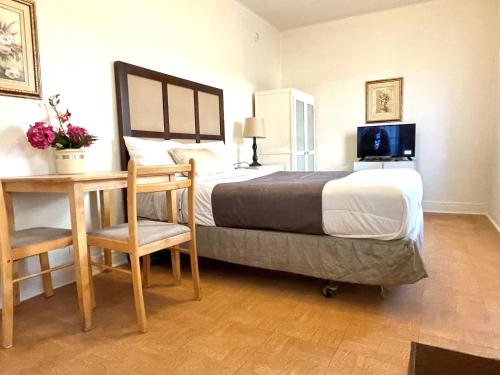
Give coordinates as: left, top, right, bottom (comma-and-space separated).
255, 89, 315, 171
353, 160, 416, 171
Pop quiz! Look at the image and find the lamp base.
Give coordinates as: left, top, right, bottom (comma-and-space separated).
250, 137, 262, 168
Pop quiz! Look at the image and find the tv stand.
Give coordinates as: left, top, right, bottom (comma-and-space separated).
353, 159, 416, 171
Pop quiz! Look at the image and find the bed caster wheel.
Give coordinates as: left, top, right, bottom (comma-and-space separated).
380, 286, 392, 298
321, 284, 338, 298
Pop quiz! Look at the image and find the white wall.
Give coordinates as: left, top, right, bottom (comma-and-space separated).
281, 0, 499, 215
491, 10, 500, 230
0, 0, 281, 304
491, 118, 500, 229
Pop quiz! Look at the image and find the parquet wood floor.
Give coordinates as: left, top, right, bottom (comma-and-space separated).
0, 214, 499, 374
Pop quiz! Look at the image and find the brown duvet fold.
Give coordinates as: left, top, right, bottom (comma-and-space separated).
211, 171, 352, 234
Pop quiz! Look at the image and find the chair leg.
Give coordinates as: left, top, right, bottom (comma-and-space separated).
103, 249, 113, 272
1, 258, 14, 348
188, 242, 201, 301
12, 271, 20, 307
130, 255, 147, 332
38, 253, 54, 298
87, 247, 96, 310
171, 248, 181, 285
143, 254, 151, 288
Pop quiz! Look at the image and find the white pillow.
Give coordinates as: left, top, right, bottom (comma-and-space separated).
168, 148, 227, 176
123, 137, 176, 166
165, 140, 234, 172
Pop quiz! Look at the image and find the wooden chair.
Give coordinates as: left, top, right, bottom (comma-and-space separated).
0, 183, 73, 349
87, 159, 200, 332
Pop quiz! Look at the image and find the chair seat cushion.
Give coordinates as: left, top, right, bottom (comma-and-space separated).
11, 227, 72, 248
88, 220, 190, 246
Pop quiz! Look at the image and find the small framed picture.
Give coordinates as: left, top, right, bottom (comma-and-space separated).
0, 0, 41, 99
365, 77, 403, 123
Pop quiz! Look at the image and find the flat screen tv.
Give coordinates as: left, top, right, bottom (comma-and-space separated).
357, 123, 415, 160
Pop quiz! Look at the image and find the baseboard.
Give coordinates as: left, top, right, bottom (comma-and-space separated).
487, 212, 500, 232
423, 200, 499, 232
422, 200, 487, 214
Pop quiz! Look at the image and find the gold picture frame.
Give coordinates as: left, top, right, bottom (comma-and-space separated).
365, 77, 403, 123
0, 0, 41, 99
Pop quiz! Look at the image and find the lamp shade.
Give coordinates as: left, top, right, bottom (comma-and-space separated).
243, 117, 266, 138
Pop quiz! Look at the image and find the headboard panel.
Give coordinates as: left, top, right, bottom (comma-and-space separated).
114, 61, 225, 170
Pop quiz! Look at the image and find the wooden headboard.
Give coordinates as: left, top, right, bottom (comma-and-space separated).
114, 61, 225, 170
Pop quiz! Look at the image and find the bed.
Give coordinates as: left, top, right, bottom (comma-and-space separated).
114, 61, 427, 292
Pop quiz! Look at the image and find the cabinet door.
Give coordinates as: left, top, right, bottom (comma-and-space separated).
294, 99, 306, 171
255, 92, 293, 170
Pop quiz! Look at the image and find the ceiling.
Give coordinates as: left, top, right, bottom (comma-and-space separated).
238, 0, 433, 30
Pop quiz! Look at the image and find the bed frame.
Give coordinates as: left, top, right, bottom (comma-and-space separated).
114, 62, 427, 296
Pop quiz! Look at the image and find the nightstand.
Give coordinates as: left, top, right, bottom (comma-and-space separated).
249, 164, 285, 173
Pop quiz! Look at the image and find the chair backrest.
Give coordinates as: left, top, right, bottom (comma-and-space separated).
126, 159, 196, 251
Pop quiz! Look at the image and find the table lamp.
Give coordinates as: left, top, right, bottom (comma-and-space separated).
243, 117, 266, 167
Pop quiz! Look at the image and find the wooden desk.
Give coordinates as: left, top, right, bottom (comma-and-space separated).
0, 172, 127, 331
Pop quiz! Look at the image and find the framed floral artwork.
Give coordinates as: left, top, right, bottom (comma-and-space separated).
0, 0, 41, 99
365, 77, 403, 123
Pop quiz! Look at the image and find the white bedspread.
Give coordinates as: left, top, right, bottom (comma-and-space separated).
137, 168, 423, 241
322, 169, 423, 240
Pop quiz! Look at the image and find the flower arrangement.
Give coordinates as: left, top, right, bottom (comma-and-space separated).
26, 95, 97, 150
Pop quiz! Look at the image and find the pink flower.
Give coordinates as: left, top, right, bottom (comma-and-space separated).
58, 110, 71, 123
26, 122, 55, 149
67, 124, 93, 147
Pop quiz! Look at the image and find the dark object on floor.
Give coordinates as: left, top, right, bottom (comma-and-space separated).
321, 281, 338, 297
409, 342, 500, 375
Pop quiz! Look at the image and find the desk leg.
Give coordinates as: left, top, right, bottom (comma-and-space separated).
0, 186, 14, 348
4, 192, 20, 306
99, 190, 112, 269
0, 252, 13, 348
68, 183, 93, 331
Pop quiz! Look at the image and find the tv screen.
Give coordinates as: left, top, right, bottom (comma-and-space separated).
357, 123, 415, 159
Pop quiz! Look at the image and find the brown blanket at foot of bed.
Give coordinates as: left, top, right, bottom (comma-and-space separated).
211, 171, 351, 234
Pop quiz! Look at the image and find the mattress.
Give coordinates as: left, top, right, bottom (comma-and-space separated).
137, 168, 423, 241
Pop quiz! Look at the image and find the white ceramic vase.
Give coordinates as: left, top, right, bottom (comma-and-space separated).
54, 149, 85, 174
